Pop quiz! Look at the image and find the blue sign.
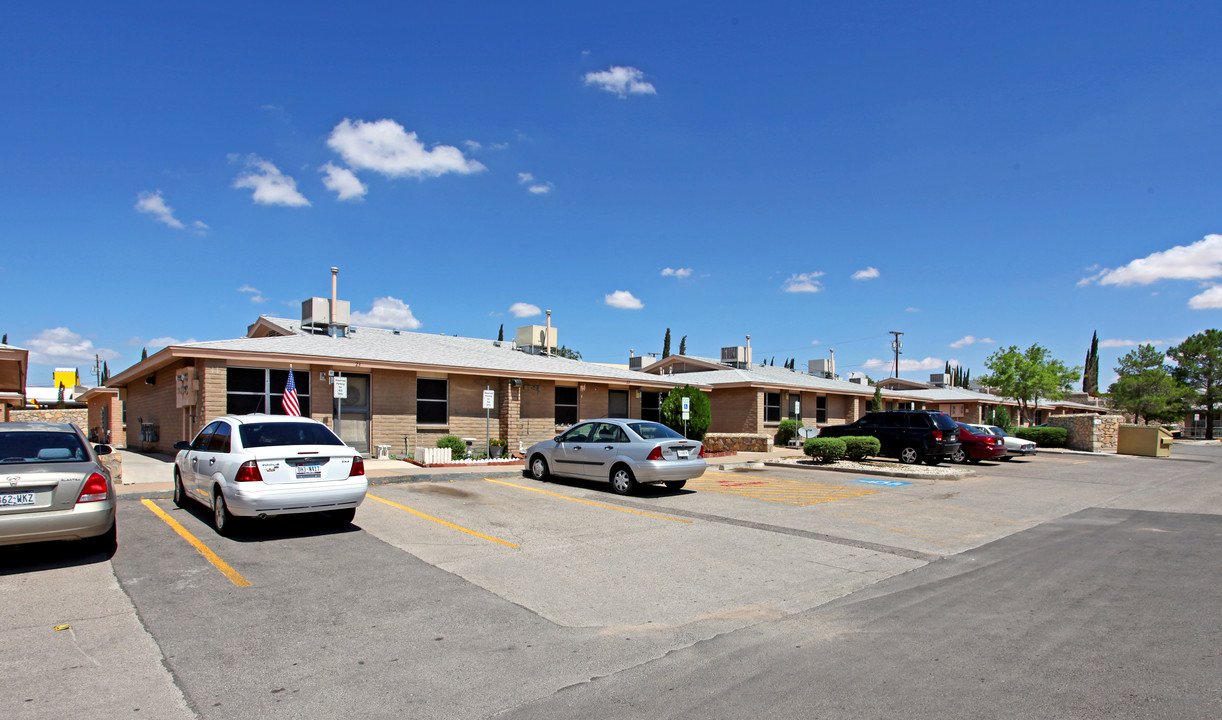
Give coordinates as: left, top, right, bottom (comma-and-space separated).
855, 479, 911, 487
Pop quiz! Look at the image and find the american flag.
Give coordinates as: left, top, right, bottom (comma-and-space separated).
282, 372, 301, 416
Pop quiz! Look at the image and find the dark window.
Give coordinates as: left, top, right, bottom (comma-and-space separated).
192, 422, 220, 450
788, 395, 801, 421
858, 413, 881, 427
560, 423, 595, 443
226, 368, 310, 416
640, 391, 663, 423
816, 396, 828, 424
593, 423, 628, 443
608, 390, 629, 418
555, 386, 579, 425
627, 421, 683, 440
764, 392, 781, 423
238, 421, 344, 448
417, 378, 448, 425
207, 423, 231, 452
0, 430, 88, 464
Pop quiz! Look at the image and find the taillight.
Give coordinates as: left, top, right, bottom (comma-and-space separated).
76, 472, 109, 504
932, 430, 943, 441
349, 456, 365, 477
234, 461, 263, 482
646, 446, 663, 461
698, 446, 705, 458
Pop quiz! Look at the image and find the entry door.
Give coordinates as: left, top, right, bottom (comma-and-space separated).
335, 374, 370, 454
608, 390, 629, 418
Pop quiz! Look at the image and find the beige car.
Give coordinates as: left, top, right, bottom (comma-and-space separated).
0, 423, 117, 554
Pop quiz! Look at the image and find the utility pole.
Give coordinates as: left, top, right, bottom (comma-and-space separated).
889, 331, 904, 378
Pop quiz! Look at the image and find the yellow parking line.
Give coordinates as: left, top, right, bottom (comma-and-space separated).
484, 478, 692, 523
367, 494, 519, 547
140, 499, 252, 588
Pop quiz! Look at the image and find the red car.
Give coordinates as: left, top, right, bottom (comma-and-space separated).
951, 423, 1007, 464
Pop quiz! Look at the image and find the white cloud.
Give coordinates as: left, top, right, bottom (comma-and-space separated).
1099, 337, 1184, 348
851, 266, 880, 280
237, 285, 266, 304
518, 173, 534, 184
905, 307, 920, 312
810, 340, 820, 345
350, 297, 421, 329
950, 335, 994, 349
320, 162, 368, 201
509, 302, 541, 318
783, 272, 825, 293
528, 182, 553, 195
327, 118, 485, 179
26, 327, 120, 365
1189, 285, 1222, 309
604, 290, 644, 309
584, 66, 657, 98
465, 140, 481, 151
1086, 234, 1222, 286
192, 220, 209, 235
135, 190, 185, 229
147, 336, 196, 350
863, 356, 945, 372
661, 267, 693, 278
232, 156, 310, 207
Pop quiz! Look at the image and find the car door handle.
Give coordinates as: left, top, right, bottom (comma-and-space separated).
604, 445, 614, 450
209, 457, 216, 465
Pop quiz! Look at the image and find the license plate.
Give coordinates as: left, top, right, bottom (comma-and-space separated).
0, 492, 35, 507
295, 465, 321, 479
677, 450, 689, 459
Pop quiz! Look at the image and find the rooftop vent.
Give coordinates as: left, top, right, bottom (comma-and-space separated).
720, 346, 748, 367
302, 297, 350, 335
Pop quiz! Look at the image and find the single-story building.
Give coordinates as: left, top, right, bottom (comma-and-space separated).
78, 385, 124, 446
0, 343, 27, 421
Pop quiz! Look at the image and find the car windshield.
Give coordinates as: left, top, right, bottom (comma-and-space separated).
627, 421, 684, 440
0, 431, 89, 464
238, 422, 344, 448
987, 426, 1010, 437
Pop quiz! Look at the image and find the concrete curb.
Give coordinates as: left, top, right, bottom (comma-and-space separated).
763, 460, 975, 480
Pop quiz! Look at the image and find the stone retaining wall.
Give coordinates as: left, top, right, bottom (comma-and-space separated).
5, 409, 90, 426
1047, 413, 1122, 453
703, 433, 774, 453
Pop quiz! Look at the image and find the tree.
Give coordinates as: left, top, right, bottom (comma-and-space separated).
141, 347, 148, 361
978, 344, 1081, 425
1, 333, 6, 345
1168, 329, 1222, 439
869, 385, 883, 413
1108, 344, 1194, 424
679, 335, 687, 356
659, 385, 711, 440
553, 345, 582, 361
56, 382, 65, 409
102, 361, 110, 383
986, 406, 1013, 432
662, 329, 671, 359
497, 324, 504, 342
1083, 331, 1099, 396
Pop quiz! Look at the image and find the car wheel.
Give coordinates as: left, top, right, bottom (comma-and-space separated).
529, 455, 550, 481
898, 446, 921, 464
87, 521, 118, 557
950, 447, 967, 464
610, 465, 637, 495
664, 480, 687, 490
213, 489, 236, 537
924, 457, 942, 466
173, 469, 186, 508
330, 508, 356, 526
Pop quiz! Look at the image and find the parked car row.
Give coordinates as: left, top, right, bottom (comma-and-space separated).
817, 410, 1039, 465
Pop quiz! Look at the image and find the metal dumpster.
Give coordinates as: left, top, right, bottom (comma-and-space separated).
1117, 424, 1174, 457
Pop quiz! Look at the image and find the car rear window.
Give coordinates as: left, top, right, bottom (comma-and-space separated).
238, 422, 344, 448
627, 422, 683, 440
929, 413, 958, 431
0, 431, 89, 464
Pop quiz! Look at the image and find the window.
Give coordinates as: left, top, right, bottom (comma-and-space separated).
641, 391, 663, 422
788, 394, 801, 421
559, 422, 595, 443
764, 392, 781, 423
555, 386, 579, 425
238, 421, 344, 448
816, 396, 828, 424
226, 368, 310, 416
192, 422, 220, 450
608, 390, 629, 418
417, 378, 448, 425
206, 422, 231, 452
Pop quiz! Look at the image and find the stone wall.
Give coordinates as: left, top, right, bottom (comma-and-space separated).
1047, 413, 1122, 453
6, 408, 89, 426
703, 433, 774, 453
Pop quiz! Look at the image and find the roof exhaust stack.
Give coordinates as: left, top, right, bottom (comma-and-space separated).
301, 267, 350, 336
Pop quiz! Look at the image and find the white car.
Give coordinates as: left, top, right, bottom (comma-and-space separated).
968, 424, 1037, 460
173, 415, 367, 535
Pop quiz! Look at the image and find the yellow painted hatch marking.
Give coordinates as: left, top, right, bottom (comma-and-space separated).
368, 494, 519, 547
484, 478, 692, 523
690, 472, 878, 505
140, 499, 252, 588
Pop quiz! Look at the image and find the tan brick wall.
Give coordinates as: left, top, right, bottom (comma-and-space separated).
709, 388, 760, 433
122, 361, 192, 453
370, 368, 415, 455
520, 381, 561, 448
85, 393, 124, 446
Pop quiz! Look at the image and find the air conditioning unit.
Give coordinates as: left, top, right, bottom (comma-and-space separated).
929, 373, 950, 386
721, 346, 747, 364
849, 376, 868, 385
809, 359, 832, 375
629, 356, 654, 371
302, 297, 351, 331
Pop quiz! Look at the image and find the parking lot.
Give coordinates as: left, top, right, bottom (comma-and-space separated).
5, 445, 1222, 719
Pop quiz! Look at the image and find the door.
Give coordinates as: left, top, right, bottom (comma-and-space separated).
608, 390, 629, 419
185, 422, 219, 500
554, 422, 599, 479
580, 421, 627, 480
334, 374, 370, 454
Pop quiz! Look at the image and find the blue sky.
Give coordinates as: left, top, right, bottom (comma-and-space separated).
4, 1, 1221, 389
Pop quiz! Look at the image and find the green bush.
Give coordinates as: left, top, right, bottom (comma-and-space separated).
776, 419, 803, 446
842, 436, 881, 460
436, 434, 468, 460
986, 406, 1013, 433
1013, 426, 1068, 448
803, 437, 846, 463
659, 385, 711, 440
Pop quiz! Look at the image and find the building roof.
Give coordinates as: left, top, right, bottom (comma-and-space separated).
109, 318, 693, 390
649, 362, 890, 397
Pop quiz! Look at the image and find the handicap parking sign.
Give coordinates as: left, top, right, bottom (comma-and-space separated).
854, 479, 911, 487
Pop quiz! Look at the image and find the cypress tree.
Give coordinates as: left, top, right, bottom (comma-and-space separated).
662, 328, 671, 359
497, 324, 504, 342
1083, 331, 1099, 395
679, 335, 687, 355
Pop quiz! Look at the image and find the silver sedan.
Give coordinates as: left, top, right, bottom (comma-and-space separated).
524, 418, 706, 494
0, 422, 117, 554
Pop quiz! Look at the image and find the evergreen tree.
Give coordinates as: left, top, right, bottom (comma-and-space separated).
497, 324, 503, 342
141, 347, 148, 361
1168, 329, 1222, 439
679, 335, 687, 355
1083, 331, 1100, 395
870, 385, 883, 412
57, 382, 65, 409
1109, 344, 1194, 424
2, 333, 6, 345
102, 361, 110, 383
662, 328, 671, 359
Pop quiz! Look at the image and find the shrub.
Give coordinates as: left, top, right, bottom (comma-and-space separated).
986, 406, 1013, 433
776, 419, 803, 446
803, 437, 846, 463
436, 434, 467, 460
1013, 426, 1068, 448
659, 385, 712, 440
842, 436, 881, 460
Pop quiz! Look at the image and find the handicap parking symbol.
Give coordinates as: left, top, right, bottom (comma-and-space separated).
854, 479, 911, 487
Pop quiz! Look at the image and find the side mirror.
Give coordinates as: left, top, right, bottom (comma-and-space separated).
173, 441, 192, 451
94, 445, 112, 456
553, 436, 562, 443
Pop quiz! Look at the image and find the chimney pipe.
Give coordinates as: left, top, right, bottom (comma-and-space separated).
546, 310, 552, 353
829, 348, 835, 378
330, 267, 339, 337
745, 335, 752, 366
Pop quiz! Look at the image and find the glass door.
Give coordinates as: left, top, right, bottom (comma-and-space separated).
335, 373, 370, 454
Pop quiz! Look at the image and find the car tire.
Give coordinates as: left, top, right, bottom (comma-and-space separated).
664, 480, 687, 490
87, 521, 118, 557
898, 446, 921, 464
173, 469, 186, 508
610, 465, 637, 495
330, 507, 356, 526
213, 488, 236, 537
529, 455, 550, 481
950, 447, 967, 464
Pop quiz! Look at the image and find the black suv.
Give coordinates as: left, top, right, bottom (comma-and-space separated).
818, 410, 961, 465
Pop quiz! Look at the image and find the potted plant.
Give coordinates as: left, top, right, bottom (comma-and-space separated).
488, 438, 507, 458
